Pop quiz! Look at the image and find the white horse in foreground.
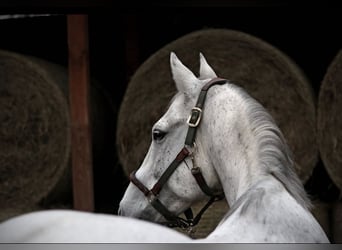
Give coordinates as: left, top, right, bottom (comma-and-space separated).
0, 210, 190, 243
0, 53, 329, 243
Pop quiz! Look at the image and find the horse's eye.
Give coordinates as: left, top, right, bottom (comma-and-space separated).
152, 129, 167, 142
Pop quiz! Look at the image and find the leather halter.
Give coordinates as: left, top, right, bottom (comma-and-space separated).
129, 78, 227, 229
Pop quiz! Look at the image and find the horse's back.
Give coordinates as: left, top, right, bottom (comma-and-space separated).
0, 210, 191, 243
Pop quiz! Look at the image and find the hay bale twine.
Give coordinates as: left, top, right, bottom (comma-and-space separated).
0, 49, 116, 213
117, 28, 317, 183
317, 50, 342, 192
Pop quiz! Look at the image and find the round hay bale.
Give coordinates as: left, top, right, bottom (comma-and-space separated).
0, 49, 70, 210
317, 50, 342, 191
0, 49, 117, 212
117, 28, 317, 183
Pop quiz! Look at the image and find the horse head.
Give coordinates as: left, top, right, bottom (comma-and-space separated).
118, 53, 223, 225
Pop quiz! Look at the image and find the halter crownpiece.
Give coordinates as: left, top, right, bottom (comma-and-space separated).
129, 77, 227, 229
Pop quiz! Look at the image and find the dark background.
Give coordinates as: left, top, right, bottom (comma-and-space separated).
0, 1, 341, 213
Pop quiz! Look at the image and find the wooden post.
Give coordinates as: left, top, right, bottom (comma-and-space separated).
67, 14, 94, 211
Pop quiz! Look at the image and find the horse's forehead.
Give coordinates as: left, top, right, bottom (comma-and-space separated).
162, 93, 189, 120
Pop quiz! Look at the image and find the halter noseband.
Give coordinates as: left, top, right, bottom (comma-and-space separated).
129, 78, 227, 229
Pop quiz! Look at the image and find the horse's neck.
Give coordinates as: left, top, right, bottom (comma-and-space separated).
200, 84, 307, 207
200, 84, 263, 205
197, 84, 329, 243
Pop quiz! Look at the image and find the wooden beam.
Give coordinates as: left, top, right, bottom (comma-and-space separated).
67, 14, 94, 211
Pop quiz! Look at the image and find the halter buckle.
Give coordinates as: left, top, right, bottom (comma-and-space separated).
187, 107, 202, 127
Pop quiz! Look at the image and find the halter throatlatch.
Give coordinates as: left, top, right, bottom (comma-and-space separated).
129, 77, 227, 229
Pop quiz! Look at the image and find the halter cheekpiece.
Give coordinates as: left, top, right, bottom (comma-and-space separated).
129, 77, 227, 230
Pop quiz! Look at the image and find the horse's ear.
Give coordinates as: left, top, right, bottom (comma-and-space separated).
199, 52, 217, 79
170, 52, 198, 95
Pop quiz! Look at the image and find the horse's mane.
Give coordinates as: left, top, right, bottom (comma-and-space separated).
230, 84, 312, 210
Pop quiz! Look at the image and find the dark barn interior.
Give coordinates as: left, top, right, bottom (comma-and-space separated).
0, 0, 341, 242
